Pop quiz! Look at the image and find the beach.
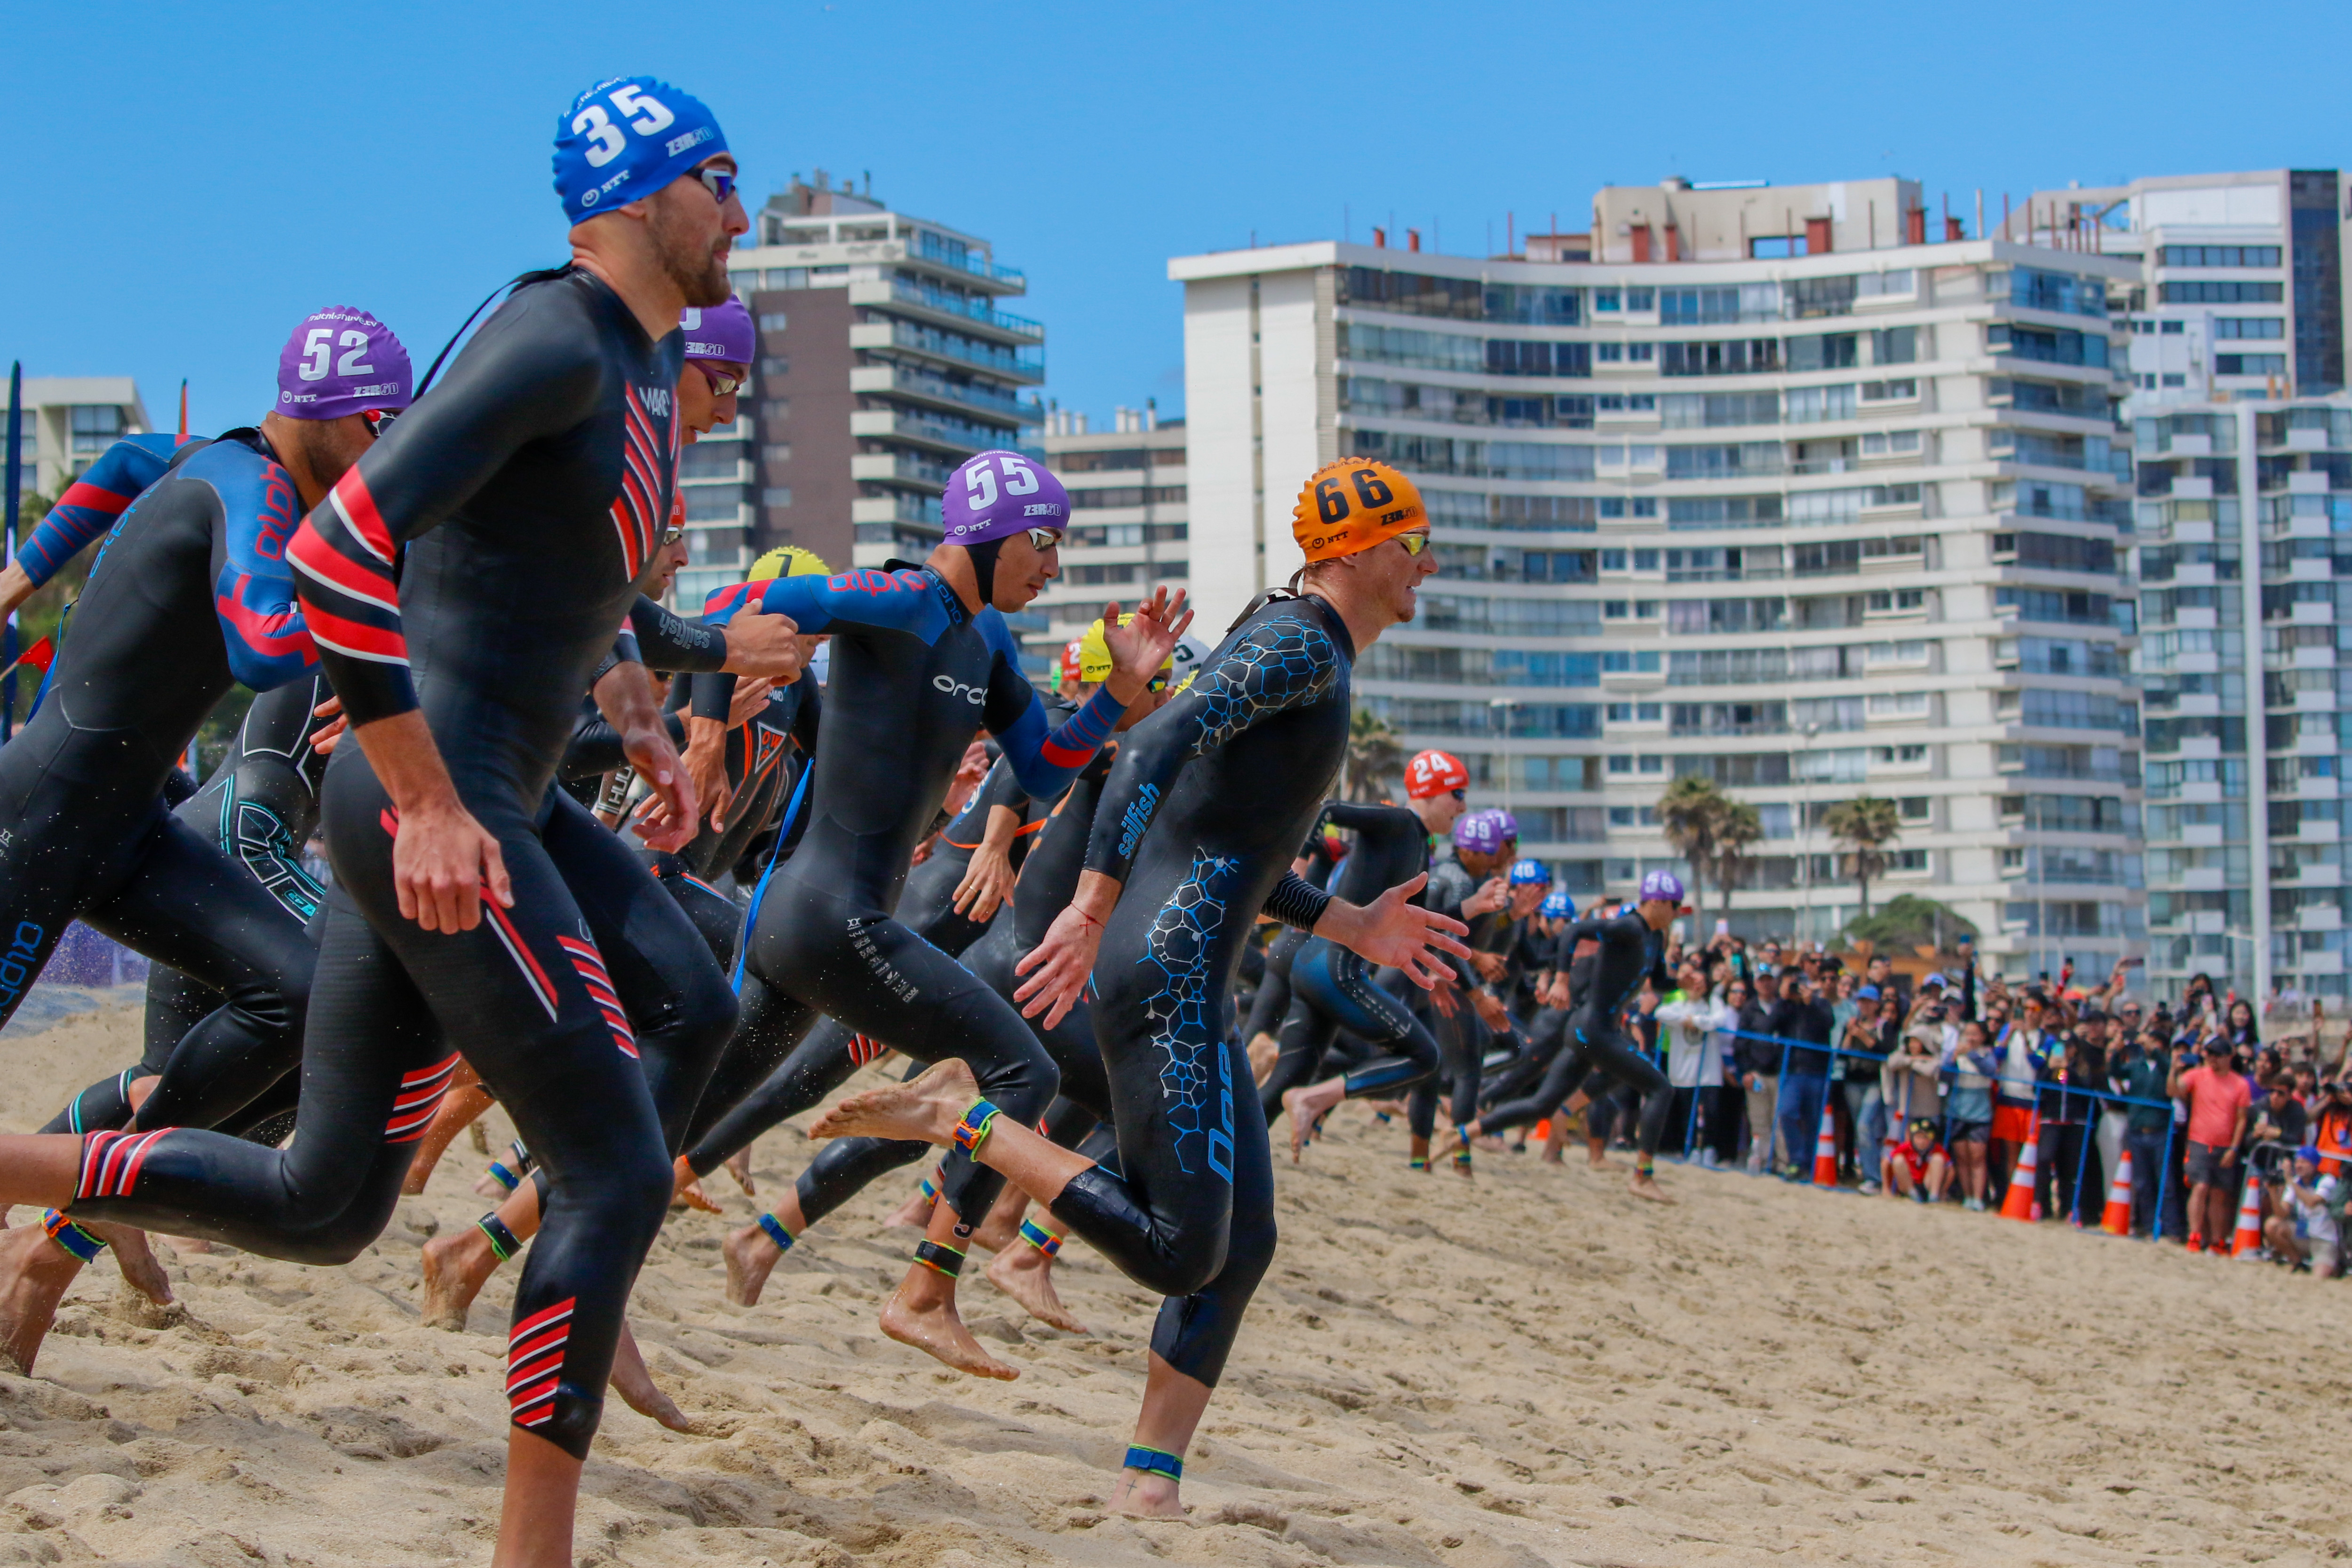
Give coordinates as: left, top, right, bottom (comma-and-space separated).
0, 994, 2340, 1566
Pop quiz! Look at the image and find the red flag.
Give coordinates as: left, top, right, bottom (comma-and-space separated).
5, 637, 53, 680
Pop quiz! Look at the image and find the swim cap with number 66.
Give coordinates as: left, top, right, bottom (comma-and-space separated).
1292, 459, 1425, 562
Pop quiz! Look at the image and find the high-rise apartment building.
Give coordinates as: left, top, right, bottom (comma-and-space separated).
701, 172, 1042, 605
1031, 404, 1189, 671
9, 377, 152, 499
2022, 170, 2351, 407
1173, 177, 2144, 972
2135, 392, 2352, 1002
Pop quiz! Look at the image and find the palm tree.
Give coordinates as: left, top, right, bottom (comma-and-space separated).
1656, 774, 1761, 929
1822, 794, 1903, 917
1345, 707, 1404, 802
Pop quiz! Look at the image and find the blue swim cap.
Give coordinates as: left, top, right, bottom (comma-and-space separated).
1509, 857, 1550, 887
1541, 890, 1574, 920
554, 76, 728, 224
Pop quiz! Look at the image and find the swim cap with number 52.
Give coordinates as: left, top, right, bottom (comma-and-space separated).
1292, 459, 1425, 562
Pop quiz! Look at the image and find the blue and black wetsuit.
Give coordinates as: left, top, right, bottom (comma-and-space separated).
1049, 592, 1356, 1391
676, 563, 1122, 1232
11, 434, 196, 589
1478, 909, 1671, 1152
1260, 800, 1439, 1121
61, 269, 735, 1464
0, 428, 318, 1111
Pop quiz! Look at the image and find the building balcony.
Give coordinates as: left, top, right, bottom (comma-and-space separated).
850, 451, 957, 489
847, 364, 1035, 425
854, 321, 1045, 384
849, 408, 1005, 456
851, 279, 1045, 343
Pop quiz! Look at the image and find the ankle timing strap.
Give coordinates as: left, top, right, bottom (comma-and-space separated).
757, 1212, 795, 1253
486, 1139, 532, 1194
1408, 1155, 1428, 1171
1018, 1218, 1062, 1257
1124, 1445, 1183, 1481
41, 1210, 105, 1263
1453, 1127, 1474, 1168
918, 1170, 941, 1203
914, 1239, 965, 1277
952, 1100, 1001, 1155
476, 1213, 524, 1262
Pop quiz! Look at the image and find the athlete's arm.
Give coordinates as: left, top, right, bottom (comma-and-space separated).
626, 594, 803, 680
0, 434, 185, 613
593, 661, 696, 851
947, 758, 1033, 922
211, 445, 319, 691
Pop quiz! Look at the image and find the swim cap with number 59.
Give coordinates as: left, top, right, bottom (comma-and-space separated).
1292, 459, 1425, 562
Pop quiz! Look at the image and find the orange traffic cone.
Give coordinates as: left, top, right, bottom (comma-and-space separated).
2230, 1168, 2266, 1259
1534, 1118, 1551, 1144
2000, 1114, 2040, 1221
1811, 1099, 1839, 1188
2099, 1149, 2135, 1236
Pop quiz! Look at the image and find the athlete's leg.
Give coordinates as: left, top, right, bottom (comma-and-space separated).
646, 855, 742, 974
1277, 942, 1438, 1161
676, 977, 826, 1176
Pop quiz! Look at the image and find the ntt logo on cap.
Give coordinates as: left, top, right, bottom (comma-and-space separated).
553, 76, 729, 224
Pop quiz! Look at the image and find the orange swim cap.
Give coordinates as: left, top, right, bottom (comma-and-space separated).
1291, 459, 1426, 563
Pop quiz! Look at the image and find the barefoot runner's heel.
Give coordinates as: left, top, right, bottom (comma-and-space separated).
40, 1210, 105, 1263
913, 1239, 965, 1278
1124, 1445, 1183, 1481
756, 1212, 795, 1254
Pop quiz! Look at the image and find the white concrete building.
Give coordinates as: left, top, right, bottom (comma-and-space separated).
8, 378, 153, 499
1032, 404, 1188, 673
2019, 170, 2349, 409
1172, 177, 2144, 972
2134, 392, 2352, 1004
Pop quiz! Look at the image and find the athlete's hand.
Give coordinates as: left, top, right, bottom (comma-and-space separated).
623, 720, 699, 854
682, 716, 734, 830
718, 610, 806, 681
1472, 990, 1510, 1031
1016, 871, 1119, 1029
953, 839, 1017, 924
309, 695, 347, 756
1462, 875, 1510, 919
1096, 586, 1194, 706
1427, 976, 1460, 1018
1470, 950, 1508, 983
1544, 974, 1571, 1009
0, 561, 33, 620
1317, 873, 1470, 991
350, 710, 510, 932
724, 675, 775, 729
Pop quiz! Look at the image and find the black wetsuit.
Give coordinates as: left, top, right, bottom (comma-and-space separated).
65, 269, 736, 1462
679, 561, 1125, 1232
1238, 831, 1342, 1047
0, 430, 318, 1129
1260, 801, 1438, 1121
1479, 910, 1672, 1153
1051, 592, 1355, 1390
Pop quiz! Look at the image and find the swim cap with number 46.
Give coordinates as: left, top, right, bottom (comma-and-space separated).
1292, 459, 1425, 562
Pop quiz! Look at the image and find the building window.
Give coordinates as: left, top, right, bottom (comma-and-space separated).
1897, 796, 1931, 821
2160, 245, 2281, 268
762, 488, 793, 508
69, 405, 122, 454
2214, 318, 2285, 340
2216, 354, 2288, 377
1607, 752, 1632, 771
1638, 754, 1663, 773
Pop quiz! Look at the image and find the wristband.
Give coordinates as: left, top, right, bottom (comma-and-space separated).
913, 1239, 965, 1278
757, 1212, 795, 1253
952, 1100, 1001, 1155
1017, 1218, 1062, 1257
477, 1213, 524, 1262
1123, 1445, 1183, 1481
41, 1210, 105, 1264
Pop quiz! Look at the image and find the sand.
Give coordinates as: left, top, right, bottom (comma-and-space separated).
0, 991, 2340, 1566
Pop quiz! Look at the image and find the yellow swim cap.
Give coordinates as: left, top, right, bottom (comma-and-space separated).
1078, 613, 1174, 686
748, 546, 830, 582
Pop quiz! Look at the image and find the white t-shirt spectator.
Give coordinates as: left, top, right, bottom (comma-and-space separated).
2295, 1174, 2340, 1247
1657, 996, 1725, 1088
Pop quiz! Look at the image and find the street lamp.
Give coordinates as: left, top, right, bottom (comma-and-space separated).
1489, 697, 1519, 818
1796, 720, 1823, 944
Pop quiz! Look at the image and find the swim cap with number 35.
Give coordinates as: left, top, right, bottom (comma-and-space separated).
1292, 459, 1425, 562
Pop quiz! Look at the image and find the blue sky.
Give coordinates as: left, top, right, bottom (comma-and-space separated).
8, 1, 2349, 437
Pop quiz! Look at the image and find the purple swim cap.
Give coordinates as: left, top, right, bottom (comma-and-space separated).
1638, 869, 1686, 905
1487, 808, 1519, 841
942, 451, 1070, 546
1452, 810, 1506, 855
277, 308, 413, 421
682, 295, 755, 364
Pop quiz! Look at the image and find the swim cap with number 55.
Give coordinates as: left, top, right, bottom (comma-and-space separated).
942, 450, 1070, 545
554, 76, 728, 223
1292, 459, 1425, 562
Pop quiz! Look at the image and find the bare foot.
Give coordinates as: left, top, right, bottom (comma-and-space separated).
1281, 1083, 1344, 1163
879, 1284, 1017, 1380
722, 1222, 787, 1307
468, 1121, 491, 1155
473, 1166, 514, 1200
1246, 1032, 1279, 1086
0, 1224, 86, 1375
1629, 1170, 1676, 1204
882, 1184, 937, 1231
671, 1156, 721, 1214
723, 1148, 756, 1196
967, 1191, 1027, 1254
986, 1239, 1084, 1333
1108, 1468, 1184, 1518
610, 1322, 694, 1433
1586, 1150, 1618, 1172
162, 1235, 214, 1255
89, 1224, 171, 1307
811, 1058, 977, 1144
1429, 1123, 1469, 1167
418, 1227, 495, 1331
1473, 1134, 1508, 1153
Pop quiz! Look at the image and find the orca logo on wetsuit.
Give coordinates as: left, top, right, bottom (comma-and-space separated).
0, 922, 43, 1013
931, 674, 984, 705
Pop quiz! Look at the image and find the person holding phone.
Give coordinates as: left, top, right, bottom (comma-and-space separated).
2170, 1036, 2254, 1253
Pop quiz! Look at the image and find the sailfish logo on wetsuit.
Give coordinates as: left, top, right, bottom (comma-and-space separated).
1136, 851, 1240, 1181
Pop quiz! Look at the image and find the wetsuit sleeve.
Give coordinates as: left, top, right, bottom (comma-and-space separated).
790, 670, 821, 752
627, 595, 727, 673
15, 434, 183, 587
287, 292, 605, 725
561, 706, 684, 782
700, 567, 940, 638
986, 680, 1124, 801
209, 448, 319, 691
1262, 872, 1333, 932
